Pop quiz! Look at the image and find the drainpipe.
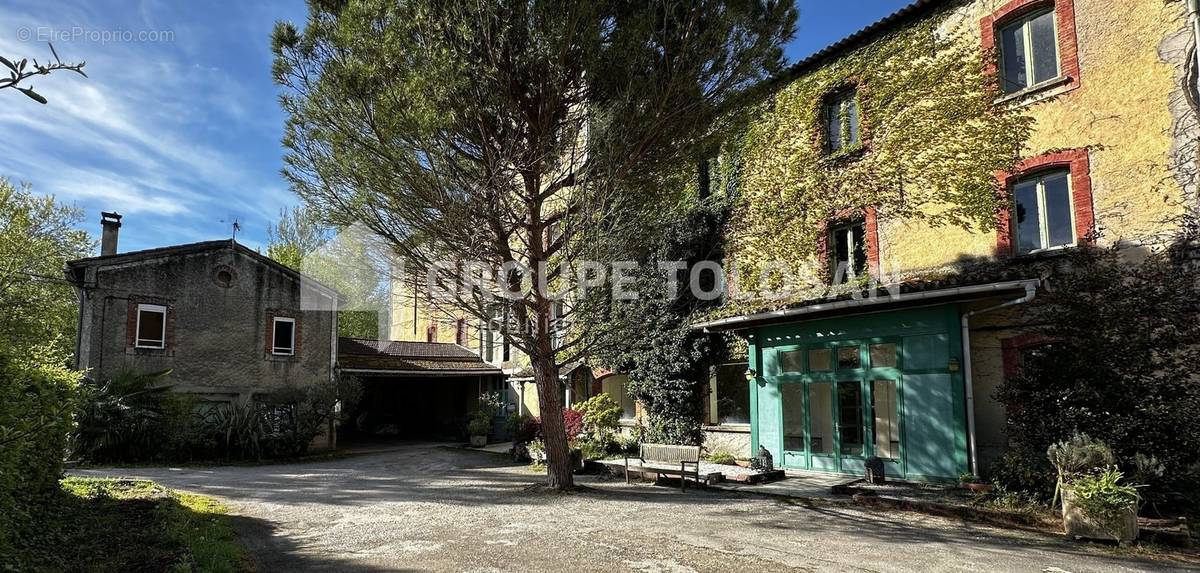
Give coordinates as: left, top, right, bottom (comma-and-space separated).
960, 280, 1038, 477
1190, 0, 1200, 82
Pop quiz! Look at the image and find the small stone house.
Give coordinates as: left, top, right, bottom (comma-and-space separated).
65, 213, 341, 405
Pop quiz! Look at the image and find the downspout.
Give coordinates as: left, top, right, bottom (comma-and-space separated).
1189, 0, 1200, 83
960, 280, 1038, 477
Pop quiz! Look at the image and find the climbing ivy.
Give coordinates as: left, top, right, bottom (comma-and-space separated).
727, 10, 1031, 295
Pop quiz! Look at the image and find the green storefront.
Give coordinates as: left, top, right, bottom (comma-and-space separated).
742, 304, 967, 482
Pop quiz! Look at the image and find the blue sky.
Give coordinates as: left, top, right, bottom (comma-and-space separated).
0, 0, 910, 254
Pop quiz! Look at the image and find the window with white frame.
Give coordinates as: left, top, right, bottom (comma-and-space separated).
998, 8, 1059, 94
829, 219, 867, 284
134, 304, 167, 349
1012, 169, 1074, 254
823, 87, 860, 152
272, 317, 296, 355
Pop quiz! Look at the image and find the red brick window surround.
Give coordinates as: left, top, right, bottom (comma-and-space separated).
1000, 332, 1054, 379
817, 207, 881, 283
980, 0, 1080, 96
995, 148, 1094, 257
265, 310, 301, 357
126, 297, 174, 353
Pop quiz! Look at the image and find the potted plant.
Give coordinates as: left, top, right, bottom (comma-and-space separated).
1061, 468, 1140, 544
959, 472, 993, 493
467, 411, 491, 447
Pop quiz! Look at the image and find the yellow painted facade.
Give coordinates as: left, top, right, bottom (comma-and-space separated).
879, 0, 1193, 276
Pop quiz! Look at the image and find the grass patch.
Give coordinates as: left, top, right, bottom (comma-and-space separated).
9, 477, 249, 572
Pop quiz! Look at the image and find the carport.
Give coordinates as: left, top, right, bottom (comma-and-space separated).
338, 337, 506, 441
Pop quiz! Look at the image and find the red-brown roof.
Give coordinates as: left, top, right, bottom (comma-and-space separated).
338, 337, 501, 375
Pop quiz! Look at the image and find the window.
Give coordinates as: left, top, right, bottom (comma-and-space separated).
711, 363, 750, 425
837, 382, 864, 456
829, 220, 867, 284
809, 382, 834, 454
836, 346, 861, 370
781, 384, 805, 451
272, 317, 296, 355
603, 375, 638, 421
1013, 169, 1073, 254
998, 8, 1059, 94
823, 88, 860, 152
134, 304, 167, 349
808, 348, 832, 372
870, 343, 897, 368
779, 350, 803, 373
872, 379, 900, 459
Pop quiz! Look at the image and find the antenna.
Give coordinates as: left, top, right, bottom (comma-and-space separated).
219, 216, 243, 240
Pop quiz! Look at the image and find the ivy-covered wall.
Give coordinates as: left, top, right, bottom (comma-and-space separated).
725, 0, 1194, 303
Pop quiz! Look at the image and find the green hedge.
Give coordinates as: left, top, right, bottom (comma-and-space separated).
0, 350, 81, 560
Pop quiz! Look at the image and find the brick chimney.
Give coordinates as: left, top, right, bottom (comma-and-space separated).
100, 212, 122, 256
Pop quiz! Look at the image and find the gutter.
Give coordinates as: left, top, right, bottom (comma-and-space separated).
694, 279, 1042, 331
1190, 0, 1200, 89
960, 280, 1039, 477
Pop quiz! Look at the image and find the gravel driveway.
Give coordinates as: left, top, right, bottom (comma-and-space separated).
74, 444, 1192, 572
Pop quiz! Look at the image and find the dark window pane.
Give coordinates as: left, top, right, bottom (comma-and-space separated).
1014, 180, 1042, 253
808, 348, 832, 372
1042, 172, 1074, 247
137, 308, 164, 345
810, 382, 834, 454
851, 223, 867, 276
837, 382, 864, 456
1000, 21, 1027, 93
1029, 10, 1059, 83
832, 226, 850, 283
845, 97, 860, 145
782, 384, 805, 451
714, 364, 749, 424
826, 100, 842, 150
837, 346, 861, 369
779, 350, 803, 373
273, 320, 294, 352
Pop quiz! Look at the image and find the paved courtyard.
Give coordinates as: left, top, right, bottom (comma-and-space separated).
75, 444, 1191, 572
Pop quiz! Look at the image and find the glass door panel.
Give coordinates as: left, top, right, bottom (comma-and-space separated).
809, 382, 834, 455
872, 379, 900, 459
782, 384, 805, 451
837, 381, 864, 456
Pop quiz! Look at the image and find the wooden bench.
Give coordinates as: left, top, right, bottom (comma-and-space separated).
624, 444, 702, 491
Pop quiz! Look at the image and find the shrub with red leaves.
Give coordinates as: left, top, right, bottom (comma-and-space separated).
562, 408, 583, 440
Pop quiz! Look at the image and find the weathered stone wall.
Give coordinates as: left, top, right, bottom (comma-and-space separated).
76, 245, 335, 401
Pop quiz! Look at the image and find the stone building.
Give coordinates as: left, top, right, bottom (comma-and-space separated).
66, 213, 340, 404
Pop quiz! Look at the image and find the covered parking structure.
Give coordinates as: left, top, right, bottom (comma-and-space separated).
338, 337, 506, 442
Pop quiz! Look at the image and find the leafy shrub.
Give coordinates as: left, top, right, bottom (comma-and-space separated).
71, 369, 186, 463
995, 243, 1200, 508
526, 439, 546, 463
1047, 433, 1114, 480
505, 413, 540, 447
561, 408, 583, 440
707, 451, 737, 465
575, 393, 621, 438
0, 350, 81, 560
466, 411, 491, 437
1066, 468, 1140, 525
989, 448, 1055, 503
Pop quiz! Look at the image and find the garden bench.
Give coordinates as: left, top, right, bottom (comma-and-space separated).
624, 443, 702, 491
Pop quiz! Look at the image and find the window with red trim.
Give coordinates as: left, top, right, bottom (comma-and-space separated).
995, 149, 1093, 257
818, 207, 880, 284
981, 0, 1080, 96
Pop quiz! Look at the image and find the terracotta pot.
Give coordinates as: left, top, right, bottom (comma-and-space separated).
1062, 488, 1138, 544
469, 435, 487, 447
734, 460, 751, 468
959, 481, 994, 493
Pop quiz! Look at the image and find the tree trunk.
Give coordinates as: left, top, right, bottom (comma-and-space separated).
532, 356, 574, 490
